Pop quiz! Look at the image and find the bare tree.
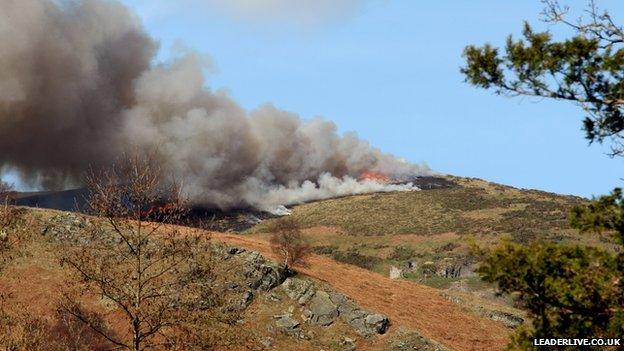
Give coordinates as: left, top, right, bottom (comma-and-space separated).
0, 179, 12, 201
268, 217, 311, 274
60, 154, 219, 351
0, 180, 17, 259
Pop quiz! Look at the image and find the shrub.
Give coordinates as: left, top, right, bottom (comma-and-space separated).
389, 245, 416, 261
332, 248, 382, 270
268, 217, 311, 272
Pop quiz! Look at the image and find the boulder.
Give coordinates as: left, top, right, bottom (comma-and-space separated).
243, 251, 286, 291
307, 291, 338, 326
345, 311, 389, 336
389, 266, 403, 279
281, 277, 317, 305
248, 264, 286, 291
278, 273, 390, 335
244, 251, 265, 265
227, 247, 245, 255
365, 314, 389, 334
342, 337, 357, 351
42, 213, 90, 243
240, 290, 254, 307
337, 301, 389, 336
275, 314, 300, 331
298, 287, 316, 305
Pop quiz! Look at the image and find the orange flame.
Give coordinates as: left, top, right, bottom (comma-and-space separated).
358, 171, 390, 183
142, 202, 178, 219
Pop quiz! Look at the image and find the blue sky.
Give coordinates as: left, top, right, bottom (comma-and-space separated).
112, 1, 621, 197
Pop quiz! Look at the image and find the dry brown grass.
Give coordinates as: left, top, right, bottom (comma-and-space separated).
209, 231, 511, 351
1, 208, 403, 351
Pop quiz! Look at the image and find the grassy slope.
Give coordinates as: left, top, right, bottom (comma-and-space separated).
1, 207, 513, 351
1, 177, 606, 350
0, 209, 376, 351
208, 231, 511, 351
249, 177, 611, 303
254, 177, 586, 239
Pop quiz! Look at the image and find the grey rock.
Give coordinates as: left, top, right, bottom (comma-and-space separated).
342, 337, 357, 351
389, 328, 449, 351
285, 281, 390, 336
308, 291, 338, 326
227, 246, 245, 255
244, 251, 265, 264
298, 287, 316, 305
275, 315, 300, 331
342, 307, 389, 336
365, 314, 389, 334
249, 264, 286, 291
329, 292, 354, 314
260, 337, 273, 349
241, 290, 254, 307
301, 308, 312, 322
342, 308, 367, 323
329, 292, 347, 305
281, 277, 314, 302
240, 250, 287, 292
42, 213, 103, 245
265, 292, 281, 302
487, 310, 524, 328
389, 266, 403, 279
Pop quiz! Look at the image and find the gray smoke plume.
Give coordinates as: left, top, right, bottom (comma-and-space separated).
0, 0, 431, 212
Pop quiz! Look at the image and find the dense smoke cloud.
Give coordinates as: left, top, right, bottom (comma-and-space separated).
0, 0, 431, 211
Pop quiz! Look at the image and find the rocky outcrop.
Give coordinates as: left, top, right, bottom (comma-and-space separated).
388, 327, 449, 351
306, 291, 339, 326
240, 250, 287, 291
42, 218, 390, 336
327, 291, 389, 335
41, 212, 90, 242
281, 277, 390, 336
441, 292, 524, 328
212, 245, 391, 341
274, 314, 300, 331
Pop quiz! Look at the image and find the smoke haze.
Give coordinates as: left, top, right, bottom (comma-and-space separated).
0, 0, 431, 212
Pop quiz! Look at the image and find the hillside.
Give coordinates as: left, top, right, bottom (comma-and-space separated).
254, 177, 586, 239
248, 177, 609, 301
209, 231, 511, 351
1, 176, 610, 350
0, 207, 516, 351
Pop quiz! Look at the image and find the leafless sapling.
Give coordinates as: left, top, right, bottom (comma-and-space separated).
60, 154, 218, 351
